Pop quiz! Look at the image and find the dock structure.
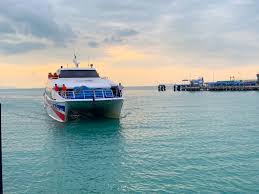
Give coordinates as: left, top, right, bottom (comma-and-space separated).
174, 77, 205, 91
174, 85, 203, 92
174, 74, 259, 92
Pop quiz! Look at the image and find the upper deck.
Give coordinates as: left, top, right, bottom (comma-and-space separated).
47, 67, 116, 88
48, 67, 99, 78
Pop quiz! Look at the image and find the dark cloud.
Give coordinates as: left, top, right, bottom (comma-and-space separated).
116, 29, 138, 37
86, 28, 139, 47
88, 41, 99, 48
0, 41, 46, 54
103, 36, 123, 44
17, 15, 75, 46
103, 29, 138, 44
0, 21, 16, 34
0, 0, 75, 54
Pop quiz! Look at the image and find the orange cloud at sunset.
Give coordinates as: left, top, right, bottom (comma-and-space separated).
0, 45, 258, 88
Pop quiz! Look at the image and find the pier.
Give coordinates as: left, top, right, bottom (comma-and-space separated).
173, 74, 259, 92
174, 85, 259, 91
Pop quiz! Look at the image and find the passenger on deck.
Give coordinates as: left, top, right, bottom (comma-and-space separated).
62, 84, 67, 92
53, 73, 58, 79
54, 84, 59, 91
48, 73, 53, 79
61, 84, 67, 97
118, 83, 124, 97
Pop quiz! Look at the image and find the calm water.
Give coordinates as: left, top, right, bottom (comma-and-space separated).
1, 88, 259, 193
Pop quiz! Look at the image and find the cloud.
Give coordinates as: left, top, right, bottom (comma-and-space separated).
88, 41, 99, 48
0, 41, 46, 54
85, 27, 139, 48
0, 21, 16, 34
92, 28, 139, 47
0, 0, 76, 54
155, 0, 259, 65
1, 0, 259, 65
103, 36, 123, 44
116, 29, 138, 37
104, 28, 139, 44
64, 0, 259, 65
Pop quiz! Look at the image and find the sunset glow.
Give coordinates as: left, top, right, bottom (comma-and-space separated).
0, 1, 259, 88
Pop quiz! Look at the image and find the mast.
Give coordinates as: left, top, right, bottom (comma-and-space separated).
73, 54, 80, 68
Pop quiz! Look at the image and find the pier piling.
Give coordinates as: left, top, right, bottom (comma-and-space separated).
158, 85, 166, 92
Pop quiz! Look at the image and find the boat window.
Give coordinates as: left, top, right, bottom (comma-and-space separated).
59, 70, 99, 78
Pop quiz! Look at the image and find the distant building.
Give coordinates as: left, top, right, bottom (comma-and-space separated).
190, 77, 204, 87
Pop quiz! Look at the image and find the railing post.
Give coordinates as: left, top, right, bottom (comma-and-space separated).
93, 90, 96, 102
0, 103, 3, 194
83, 90, 86, 99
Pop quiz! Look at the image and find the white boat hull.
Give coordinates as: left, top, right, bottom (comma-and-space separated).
44, 94, 123, 122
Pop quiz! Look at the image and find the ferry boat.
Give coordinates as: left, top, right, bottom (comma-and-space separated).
44, 57, 124, 122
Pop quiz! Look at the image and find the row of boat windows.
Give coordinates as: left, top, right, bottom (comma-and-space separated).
60, 70, 100, 78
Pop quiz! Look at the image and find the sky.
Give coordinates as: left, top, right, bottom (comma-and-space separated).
0, 0, 259, 88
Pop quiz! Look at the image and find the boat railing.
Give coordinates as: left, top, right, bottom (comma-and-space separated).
57, 89, 115, 99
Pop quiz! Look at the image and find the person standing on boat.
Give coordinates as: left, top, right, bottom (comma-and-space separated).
61, 84, 67, 97
118, 83, 123, 97
54, 84, 59, 92
53, 73, 58, 79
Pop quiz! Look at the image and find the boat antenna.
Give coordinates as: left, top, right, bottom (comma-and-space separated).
73, 53, 80, 68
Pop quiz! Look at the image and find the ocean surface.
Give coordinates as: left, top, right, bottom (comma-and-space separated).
1, 88, 259, 193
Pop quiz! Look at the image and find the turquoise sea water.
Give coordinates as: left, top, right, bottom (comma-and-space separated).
1, 88, 259, 193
